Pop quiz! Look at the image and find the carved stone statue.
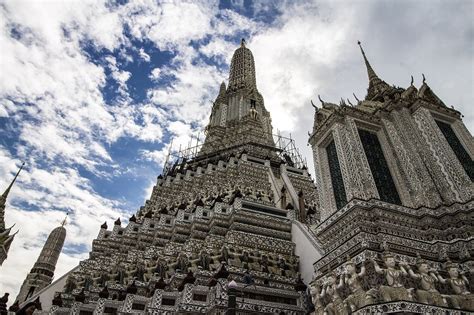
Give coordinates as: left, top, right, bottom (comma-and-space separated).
154, 257, 168, 279
211, 246, 232, 270
124, 264, 138, 283
144, 260, 157, 282
219, 246, 230, 263
174, 252, 190, 272
342, 257, 375, 311
249, 104, 258, 120
309, 283, 325, 315
107, 266, 120, 285
260, 255, 270, 273
92, 271, 106, 287
64, 277, 76, 293
198, 250, 211, 270
277, 255, 289, 276
320, 272, 347, 315
240, 251, 252, 269
405, 256, 446, 306
437, 260, 474, 310
372, 252, 413, 302
135, 265, 145, 282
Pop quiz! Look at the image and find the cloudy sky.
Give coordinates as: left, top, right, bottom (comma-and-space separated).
0, 0, 472, 300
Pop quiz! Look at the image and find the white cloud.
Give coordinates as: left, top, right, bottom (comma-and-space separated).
123, 0, 215, 50
149, 67, 161, 81
139, 47, 151, 62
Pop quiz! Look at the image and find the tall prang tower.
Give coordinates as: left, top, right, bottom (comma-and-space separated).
25, 40, 321, 314
307, 42, 473, 314
15, 217, 67, 304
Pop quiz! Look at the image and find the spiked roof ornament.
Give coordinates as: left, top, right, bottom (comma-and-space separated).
1, 162, 24, 201
1, 162, 24, 233
61, 212, 69, 227
357, 41, 392, 101
357, 41, 379, 82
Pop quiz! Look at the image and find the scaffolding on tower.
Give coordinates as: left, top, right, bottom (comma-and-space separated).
162, 132, 307, 176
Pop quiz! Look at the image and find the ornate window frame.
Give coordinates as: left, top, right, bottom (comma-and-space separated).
430, 110, 474, 181
430, 110, 474, 158
313, 128, 339, 219
353, 119, 408, 206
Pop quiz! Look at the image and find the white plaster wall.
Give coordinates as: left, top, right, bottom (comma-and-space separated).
291, 221, 323, 284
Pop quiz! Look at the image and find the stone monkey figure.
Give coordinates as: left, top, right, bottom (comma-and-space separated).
372, 252, 413, 302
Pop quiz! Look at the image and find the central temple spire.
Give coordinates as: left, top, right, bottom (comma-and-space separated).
227, 38, 257, 92
357, 41, 379, 82
199, 39, 274, 156
357, 41, 392, 101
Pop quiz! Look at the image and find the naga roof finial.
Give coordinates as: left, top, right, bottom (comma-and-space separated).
353, 93, 360, 103
422, 73, 426, 84
410, 75, 414, 86
318, 95, 324, 105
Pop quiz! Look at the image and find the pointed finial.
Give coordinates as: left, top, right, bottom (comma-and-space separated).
241, 38, 246, 47
318, 95, 324, 105
357, 41, 378, 81
310, 99, 317, 109
61, 212, 69, 227
347, 98, 354, 106
410, 75, 414, 86
353, 93, 360, 103
2, 162, 25, 199
422, 73, 426, 84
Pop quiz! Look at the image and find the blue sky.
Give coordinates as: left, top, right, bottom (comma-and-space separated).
0, 0, 473, 299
